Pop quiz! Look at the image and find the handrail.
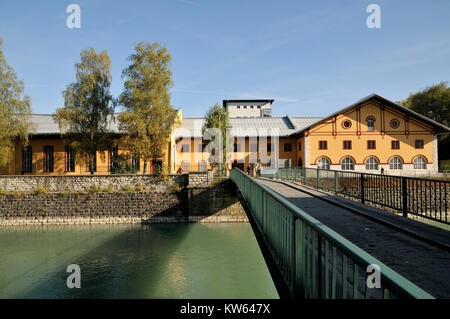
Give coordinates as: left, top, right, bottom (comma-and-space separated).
263, 167, 449, 225
231, 168, 434, 299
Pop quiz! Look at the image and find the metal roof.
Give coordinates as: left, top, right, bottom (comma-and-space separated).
28, 114, 120, 135
174, 117, 322, 138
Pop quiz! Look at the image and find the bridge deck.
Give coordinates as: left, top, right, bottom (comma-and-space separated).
258, 178, 450, 298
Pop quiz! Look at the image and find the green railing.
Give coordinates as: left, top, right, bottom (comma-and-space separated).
231, 168, 434, 299
262, 167, 449, 225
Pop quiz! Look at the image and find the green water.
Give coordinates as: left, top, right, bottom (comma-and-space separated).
0, 223, 278, 299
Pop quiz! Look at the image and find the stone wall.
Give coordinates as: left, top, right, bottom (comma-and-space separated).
0, 178, 248, 225
0, 172, 216, 193
188, 170, 214, 186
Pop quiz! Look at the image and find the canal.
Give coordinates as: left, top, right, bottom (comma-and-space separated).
0, 223, 278, 299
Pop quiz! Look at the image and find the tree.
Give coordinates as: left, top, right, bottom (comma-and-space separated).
399, 82, 450, 160
118, 42, 176, 174
202, 103, 231, 170
0, 35, 32, 169
54, 48, 115, 174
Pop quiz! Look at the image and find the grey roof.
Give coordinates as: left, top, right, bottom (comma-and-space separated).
28, 114, 120, 135
28, 114, 323, 137
174, 116, 322, 138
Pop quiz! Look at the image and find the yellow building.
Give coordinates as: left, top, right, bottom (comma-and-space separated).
296, 94, 448, 174
0, 94, 448, 176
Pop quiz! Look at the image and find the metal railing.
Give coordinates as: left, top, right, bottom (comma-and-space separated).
263, 167, 449, 225
231, 168, 434, 299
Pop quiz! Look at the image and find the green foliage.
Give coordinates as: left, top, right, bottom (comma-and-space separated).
121, 186, 132, 192
399, 82, 450, 160
0, 36, 32, 168
134, 185, 144, 192
157, 164, 170, 181
109, 154, 138, 174
54, 48, 115, 174
202, 103, 231, 166
90, 184, 100, 193
118, 42, 176, 174
170, 182, 182, 193
36, 186, 47, 194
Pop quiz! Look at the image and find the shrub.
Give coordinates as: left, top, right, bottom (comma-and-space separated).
121, 186, 132, 192
157, 164, 170, 181
36, 186, 48, 194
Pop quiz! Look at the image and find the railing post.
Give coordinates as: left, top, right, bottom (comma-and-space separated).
334, 171, 338, 195
317, 169, 320, 189
303, 168, 306, 185
360, 173, 365, 204
402, 177, 408, 218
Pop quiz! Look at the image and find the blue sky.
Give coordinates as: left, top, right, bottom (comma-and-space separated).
0, 0, 449, 117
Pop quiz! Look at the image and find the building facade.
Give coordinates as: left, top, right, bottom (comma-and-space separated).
0, 94, 448, 176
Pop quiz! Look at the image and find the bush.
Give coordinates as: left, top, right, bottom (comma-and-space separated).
110, 154, 138, 174
36, 186, 48, 194
157, 164, 170, 181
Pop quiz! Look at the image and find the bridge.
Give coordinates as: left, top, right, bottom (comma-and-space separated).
230, 168, 450, 299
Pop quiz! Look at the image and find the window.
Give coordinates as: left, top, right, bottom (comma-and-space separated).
413, 156, 426, 169
342, 120, 352, 129
233, 144, 241, 152
367, 140, 376, 150
298, 143, 302, 151
341, 157, 355, 170
319, 141, 327, 150
182, 160, 190, 172
267, 144, 272, 153
250, 144, 258, 152
367, 117, 375, 131
109, 146, 119, 171
87, 152, 97, 172
43, 146, 54, 173
22, 146, 32, 173
390, 119, 399, 129
198, 160, 207, 172
343, 140, 352, 150
365, 157, 379, 170
131, 156, 140, 171
181, 144, 189, 153
415, 139, 424, 149
391, 140, 400, 149
317, 157, 330, 170
237, 106, 240, 109
65, 146, 75, 172
284, 143, 292, 152
389, 157, 403, 170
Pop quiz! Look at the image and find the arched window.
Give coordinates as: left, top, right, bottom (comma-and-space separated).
413, 156, 427, 170
365, 157, 379, 170
317, 157, 330, 170
367, 117, 375, 131
389, 157, 403, 170
341, 157, 355, 170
